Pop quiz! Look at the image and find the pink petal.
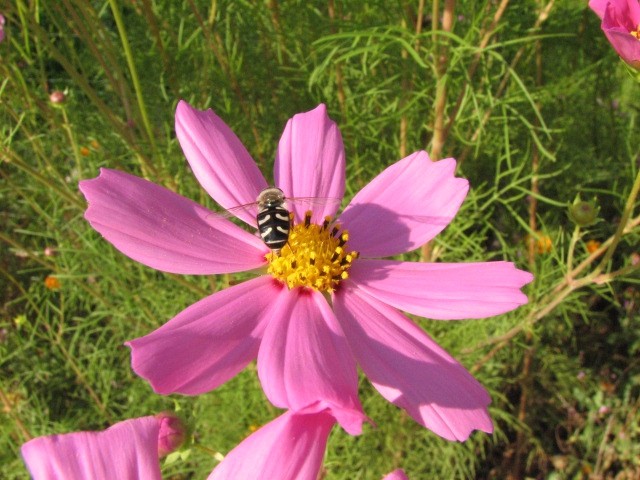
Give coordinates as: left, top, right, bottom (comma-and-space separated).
127, 276, 279, 395
21, 416, 162, 480
339, 152, 469, 258
208, 408, 335, 480
175, 100, 269, 225
80, 169, 268, 275
610, 0, 640, 28
257, 289, 363, 435
589, 0, 608, 19
383, 470, 410, 480
333, 285, 493, 441
602, 27, 640, 67
274, 104, 345, 223
350, 259, 533, 320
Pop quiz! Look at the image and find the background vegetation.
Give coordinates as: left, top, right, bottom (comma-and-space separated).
1, 0, 639, 478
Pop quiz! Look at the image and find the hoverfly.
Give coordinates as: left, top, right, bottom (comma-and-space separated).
213, 188, 341, 254
255, 187, 291, 251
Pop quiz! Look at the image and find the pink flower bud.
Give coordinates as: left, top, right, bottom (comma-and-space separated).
155, 412, 186, 457
49, 91, 66, 104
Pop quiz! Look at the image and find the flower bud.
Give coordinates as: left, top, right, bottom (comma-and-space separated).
568, 198, 599, 227
585, 239, 600, 254
155, 412, 186, 457
0, 14, 5, 44
44, 276, 61, 290
49, 91, 66, 104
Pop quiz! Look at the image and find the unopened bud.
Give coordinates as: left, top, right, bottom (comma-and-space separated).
568, 198, 599, 227
0, 14, 5, 44
155, 412, 186, 457
49, 91, 66, 104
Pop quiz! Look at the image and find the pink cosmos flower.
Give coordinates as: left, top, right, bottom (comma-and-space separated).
0, 14, 5, 43
384, 470, 410, 480
80, 101, 533, 441
209, 402, 364, 480
589, 0, 640, 68
21, 415, 181, 479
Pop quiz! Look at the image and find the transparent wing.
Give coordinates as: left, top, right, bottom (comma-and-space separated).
286, 196, 342, 219
206, 201, 260, 223
207, 196, 342, 225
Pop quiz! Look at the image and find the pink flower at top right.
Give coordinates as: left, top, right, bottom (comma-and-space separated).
589, 0, 640, 68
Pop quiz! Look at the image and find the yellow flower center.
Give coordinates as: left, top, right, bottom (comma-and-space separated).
266, 211, 358, 292
632, 24, 640, 40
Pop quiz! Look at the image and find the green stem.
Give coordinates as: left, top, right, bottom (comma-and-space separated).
108, 0, 158, 160
60, 106, 84, 179
566, 225, 580, 272
595, 167, 640, 273
3, 148, 84, 209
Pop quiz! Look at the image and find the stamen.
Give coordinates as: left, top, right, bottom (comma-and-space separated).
266, 215, 358, 292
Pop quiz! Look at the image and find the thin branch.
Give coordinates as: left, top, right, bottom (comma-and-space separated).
429, 0, 455, 161
458, 0, 556, 166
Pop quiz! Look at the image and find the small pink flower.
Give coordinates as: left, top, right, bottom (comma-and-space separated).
598, 405, 611, 415
209, 403, 364, 480
589, 0, 640, 68
21, 416, 165, 479
80, 101, 533, 441
0, 14, 5, 43
383, 470, 410, 480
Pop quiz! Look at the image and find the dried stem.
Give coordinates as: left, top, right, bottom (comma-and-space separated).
429, 0, 455, 161
441, 0, 510, 147
458, 0, 555, 166
421, 0, 454, 262
267, 0, 287, 65
467, 215, 640, 372
512, 23, 544, 478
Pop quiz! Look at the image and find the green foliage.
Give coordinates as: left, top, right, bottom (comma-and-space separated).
1, 0, 639, 479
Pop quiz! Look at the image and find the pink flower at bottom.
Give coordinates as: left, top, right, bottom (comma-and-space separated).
383, 470, 410, 480
80, 101, 533, 441
209, 403, 364, 480
21, 415, 174, 480
590, 0, 640, 68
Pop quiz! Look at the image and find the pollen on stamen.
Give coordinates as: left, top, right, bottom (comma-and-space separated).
266, 214, 358, 292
